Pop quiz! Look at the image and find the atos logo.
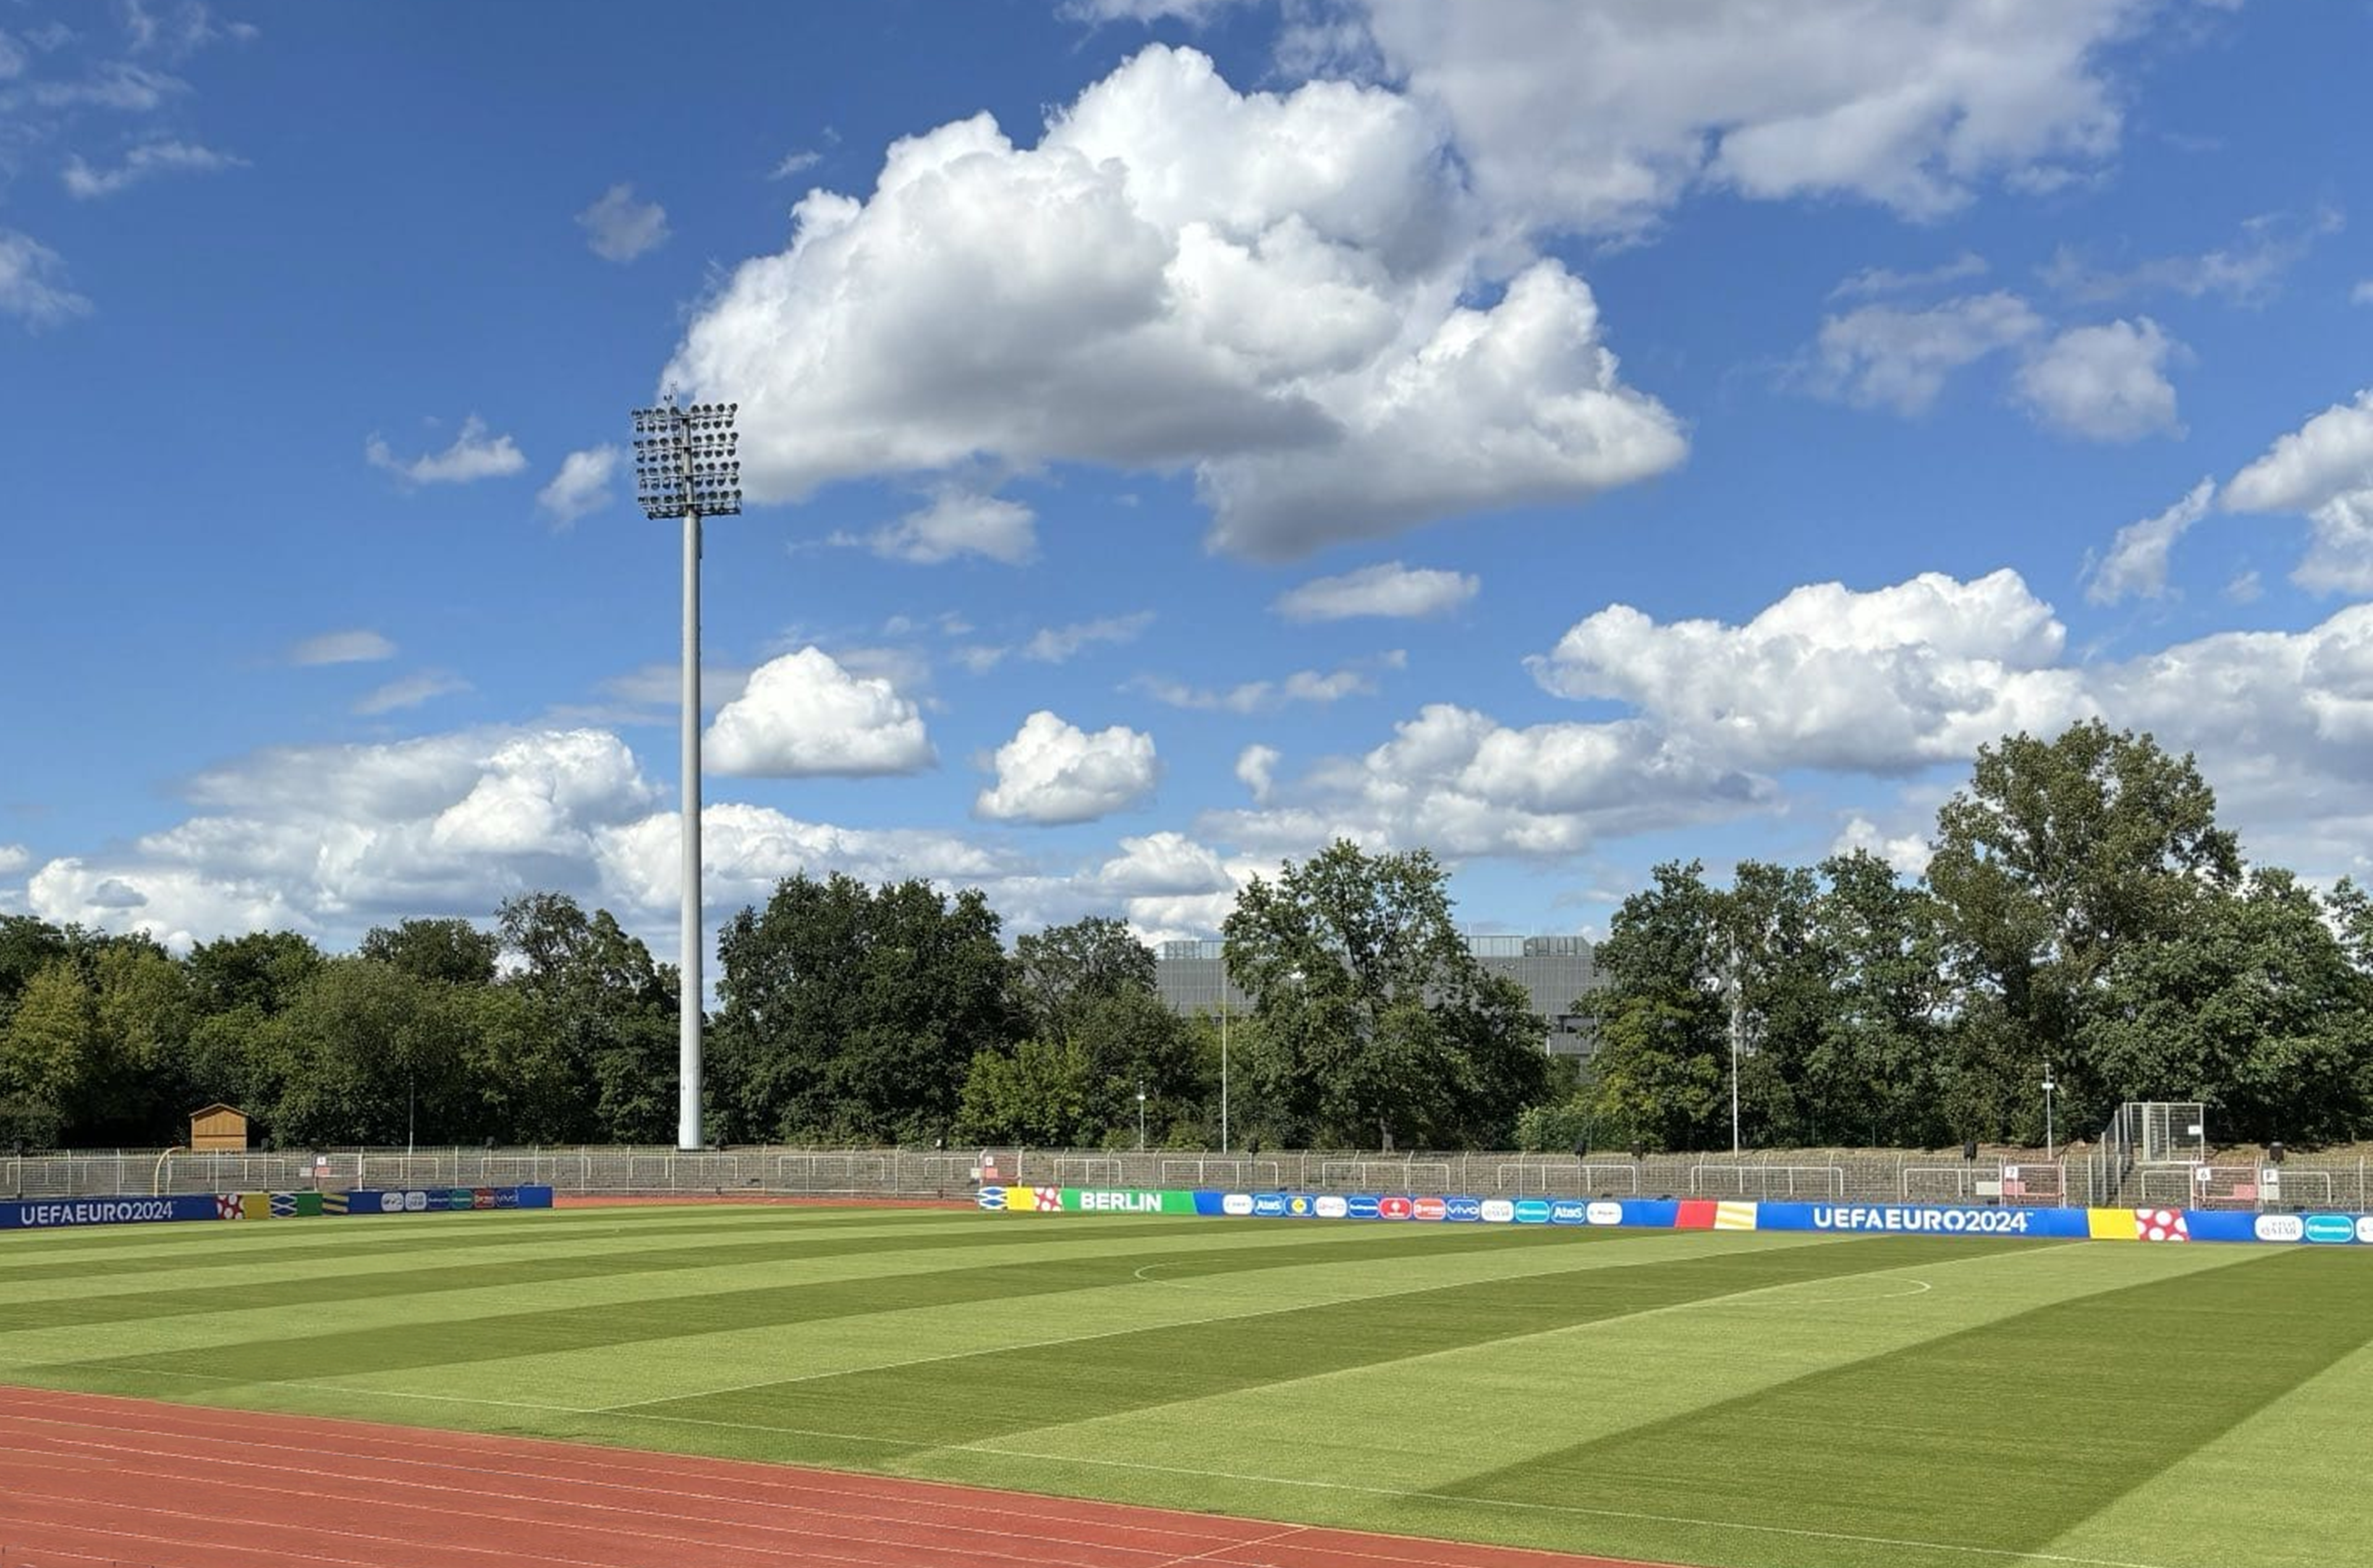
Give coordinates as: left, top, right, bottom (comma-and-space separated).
1412, 1196, 1447, 1221
1513, 1199, 1552, 1224
1220, 1192, 1254, 1216
1252, 1193, 1289, 1218
1445, 1196, 1484, 1222
1586, 1201, 1624, 1226
2303, 1214, 2357, 1244
1315, 1195, 1349, 1219
1548, 1199, 1589, 1225
1480, 1199, 1516, 1223
1379, 1196, 1416, 1220
2254, 1214, 2303, 1243
1346, 1195, 1382, 1220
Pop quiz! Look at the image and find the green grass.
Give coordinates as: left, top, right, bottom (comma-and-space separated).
4, 1206, 2366, 1568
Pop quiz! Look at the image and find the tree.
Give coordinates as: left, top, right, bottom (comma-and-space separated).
2090, 870, 2373, 1144
956, 1037, 1096, 1145
496, 893, 678, 1144
710, 875, 1019, 1145
1579, 861, 1729, 1152
360, 918, 499, 987
1801, 852, 1949, 1147
1222, 840, 1545, 1149
1926, 720, 2241, 1135
1009, 916, 1200, 1144
250, 958, 473, 1147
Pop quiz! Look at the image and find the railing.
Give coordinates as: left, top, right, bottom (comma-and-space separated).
8, 1146, 2367, 1210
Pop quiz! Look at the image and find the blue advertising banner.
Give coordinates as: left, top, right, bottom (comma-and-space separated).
1758, 1203, 2091, 1239
2, 1194, 220, 1230
338, 1185, 553, 1216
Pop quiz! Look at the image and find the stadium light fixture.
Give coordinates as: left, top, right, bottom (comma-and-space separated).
2041, 1058, 2057, 1163
632, 395, 741, 1152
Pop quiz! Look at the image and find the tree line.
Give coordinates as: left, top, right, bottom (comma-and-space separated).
4, 721, 2369, 1154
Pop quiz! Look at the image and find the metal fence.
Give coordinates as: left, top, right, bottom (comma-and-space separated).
6, 1144, 2367, 1210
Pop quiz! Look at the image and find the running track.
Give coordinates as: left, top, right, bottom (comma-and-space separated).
0, 1388, 1674, 1568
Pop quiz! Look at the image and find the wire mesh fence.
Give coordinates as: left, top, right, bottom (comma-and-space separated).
6, 1143, 2367, 1209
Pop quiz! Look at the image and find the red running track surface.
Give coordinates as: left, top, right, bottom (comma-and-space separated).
0, 1387, 1681, 1568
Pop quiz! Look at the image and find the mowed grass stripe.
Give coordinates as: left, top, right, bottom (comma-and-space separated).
34, 1222, 1613, 1391
618, 1236, 1949, 1466
1444, 1246, 2373, 1566
320, 1229, 1836, 1415
0, 1214, 1204, 1325
0, 1207, 989, 1290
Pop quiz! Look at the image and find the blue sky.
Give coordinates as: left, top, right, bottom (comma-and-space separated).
3, 0, 2371, 963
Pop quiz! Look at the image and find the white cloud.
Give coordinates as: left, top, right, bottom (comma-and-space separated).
870, 489, 1037, 564
592, 801, 1017, 919
2354, 281, 2373, 307
1810, 292, 2045, 414
355, 672, 469, 716
661, 45, 1683, 561
1273, 560, 1477, 621
1096, 830, 1231, 896
0, 844, 28, 875
288, 629, 395, 666
1200, 703, 1774, 861
26, 728, 661, 951
2014, 317, 2183, 441
703, 648, 935, 778
1235, 743, 1279, 803
976, 711, 1159, 824
1529, 570, 2089, 774
62, 138, 243, 198
1021, 612, 1153, 664
1137, 650, 1404, 713
2043, 209, 2343, 307
0, 229, 92, 328
576, 183, 669, 262
1829, 253, 1989, 300
365, 416, 527, 486
2085, 479, 2215, 605
1832, 815, 1934, 878
2223, 390, 2373, 594
1061, 0, 1251, 23
537, 446, 622, 526
769, 150, 823, 179
1351, 0, 2138, 235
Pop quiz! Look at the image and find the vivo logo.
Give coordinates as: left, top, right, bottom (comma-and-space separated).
1445, 1196, 1484, 1222
1220, 1192, 1254, 1216
2254, 1215, 2304, 1243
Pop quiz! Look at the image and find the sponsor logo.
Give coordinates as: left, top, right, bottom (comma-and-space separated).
1315, 1195, 1349, 1220
2255, 1214, 2305, 1243
379, 1192, 404, 1214
1252, 1194, 1289, 1218
1809, 1205, 2035, 1236
471, 1188, 497, 1210
1445, 1196, 1484, 1222
403, 1190, 429, 1212
1549, 1199, 1589, 1225
215, 1195, 245, 1221
2360, 1217, 2373, 1245
1480, 1199, 1516, 1223
1586, 1201, 1623, 1226
974, 1186, 1007, 1211
1221, 1192, 1254, 1216
2303, 1214, 2357, 1244
1346, 1194, 1381, 1220
494, 1188, 520, 1209
1513, 1199, 1552, 1224
1378, 1195, 1415, 1220
1287, 1194, 1314, 1217
11, 1199, 177, 1227
1412, 1196, 1447, 1222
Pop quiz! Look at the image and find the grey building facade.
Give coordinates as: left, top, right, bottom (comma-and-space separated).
1154, 934, 1602, 1057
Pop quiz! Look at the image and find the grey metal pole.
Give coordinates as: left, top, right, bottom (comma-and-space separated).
678, 503, 703, 1152
1220, 1003, 1229, 1154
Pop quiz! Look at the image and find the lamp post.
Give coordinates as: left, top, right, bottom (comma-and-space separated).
2042, 1058, 2057, 1163
1219, 999, 1229, 1154
1137, 1084, 1148, 1152
632, 395, 740, 1152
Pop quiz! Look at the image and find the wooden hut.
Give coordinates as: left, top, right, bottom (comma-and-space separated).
189, 1103, 250, 1152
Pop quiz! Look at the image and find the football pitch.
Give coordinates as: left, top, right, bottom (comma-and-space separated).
2, 1204, 2366, 1568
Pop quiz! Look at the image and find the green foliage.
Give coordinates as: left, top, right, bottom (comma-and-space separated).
1223, 840, 1547, 1148
710, 874, 1019, 1145
360, 918, 500, 987
956, 1036, 1096, 1145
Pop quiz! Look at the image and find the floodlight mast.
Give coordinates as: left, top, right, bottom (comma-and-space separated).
632, 396, 741, 1152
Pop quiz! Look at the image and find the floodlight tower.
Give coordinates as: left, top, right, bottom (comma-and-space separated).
632, 396, 740, 1151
